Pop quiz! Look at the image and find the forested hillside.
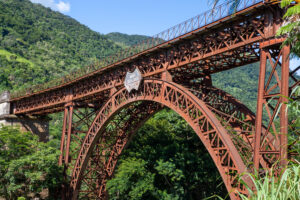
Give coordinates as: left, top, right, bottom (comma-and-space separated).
0, 0, 122, 91
106, 32, 150, 47
213, 64, 260, 112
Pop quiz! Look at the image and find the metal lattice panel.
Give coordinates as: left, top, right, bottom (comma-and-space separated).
69, 79, 250, 200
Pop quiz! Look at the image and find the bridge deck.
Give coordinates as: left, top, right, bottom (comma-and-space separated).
10, 0, 280, 115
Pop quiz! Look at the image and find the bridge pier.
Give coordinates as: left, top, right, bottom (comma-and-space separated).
254, 40, 290, 171
0, 91, 50, 141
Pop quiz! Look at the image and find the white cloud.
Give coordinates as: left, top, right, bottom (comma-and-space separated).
56, 1, 70, 12
30, 0, 70, 13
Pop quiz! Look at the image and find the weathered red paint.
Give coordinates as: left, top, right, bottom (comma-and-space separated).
6, 1, 299, 199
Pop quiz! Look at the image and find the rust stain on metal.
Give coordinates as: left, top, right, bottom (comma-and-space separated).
6, 1, 300, 199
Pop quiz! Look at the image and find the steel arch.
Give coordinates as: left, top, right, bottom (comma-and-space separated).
70, 79, 250, 200
188, 85, 277, 169
74, 101, 162, 199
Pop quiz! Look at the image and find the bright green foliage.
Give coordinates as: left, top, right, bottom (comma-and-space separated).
211, 164, 300, 200
107, 158, 156, 200
212, 63, 261, 112
0, 0, 122, 92
0, 49, 34, 67
107, 109, 227, 200
287, 86, 300, 131
236, 86, 300, 200
286, 86, 300, 160
0, 126, 63, 200
288, 85, 300, 121
238, 165, 300, 200
277, 0, 300, 57
211, 86, 300, 200
106, 32, 150, 47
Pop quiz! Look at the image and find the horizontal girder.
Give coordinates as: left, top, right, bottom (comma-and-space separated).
11, 4, 283, 115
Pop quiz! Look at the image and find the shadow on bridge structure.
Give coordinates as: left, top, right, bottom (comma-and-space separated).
2, 0, 299, 199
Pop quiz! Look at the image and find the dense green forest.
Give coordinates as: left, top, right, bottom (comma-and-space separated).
0, 0, 299, 199
106, 32, 150, 47
0, 127, 62, 200
106, 110, 227, 200
0, 0, 122, 91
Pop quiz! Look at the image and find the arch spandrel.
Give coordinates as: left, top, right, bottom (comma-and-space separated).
186, 84, 277, 169
70, 79, 250, 200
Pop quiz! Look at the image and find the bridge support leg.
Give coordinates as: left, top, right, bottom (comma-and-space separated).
59, 103, 74, 200
279, 45, 289, 167
58, 103, 99, 199
59, 104, 74, 166
254, 43, 290, 171
253, 49, 267, 170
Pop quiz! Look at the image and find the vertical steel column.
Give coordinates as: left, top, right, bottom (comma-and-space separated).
253, 48, 267, 170
59, 105, 74, 165
59, 107, 69, 165
254, 44, 290, 171
253, 6, 290, 170
280, 45, 290, 167
65, 104, 73, 164
60, 103, 74, 200
59, 90, 74, 166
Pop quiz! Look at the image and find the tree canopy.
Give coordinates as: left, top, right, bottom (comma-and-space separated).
0, 127, 63, 200
106, 109, 227, 200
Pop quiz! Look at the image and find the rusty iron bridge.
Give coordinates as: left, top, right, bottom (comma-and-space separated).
6, 0, 300, 199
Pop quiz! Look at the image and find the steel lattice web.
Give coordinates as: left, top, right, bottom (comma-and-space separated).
6, 1, 300, 200
11, 0, 263, 99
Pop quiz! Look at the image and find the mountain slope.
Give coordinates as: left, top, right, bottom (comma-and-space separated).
106, 32, 150, 47
213, 64, 260, 112
0, 0, 122, 91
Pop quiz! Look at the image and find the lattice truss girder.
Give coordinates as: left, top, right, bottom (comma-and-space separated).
170, 43, 260, 84
186, 83, 276, 169
58, 81, 273, 199
67, 61, 300, 200
253, 44, 299, 170
59, 105, 100, 171
76, 102, 162, 199
60, 47, 298, 200
62, 63, 299, 200
12, 9, 275, 115
67, 79, 257, 200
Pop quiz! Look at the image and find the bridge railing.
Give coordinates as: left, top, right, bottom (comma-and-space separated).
11, 0, 263, 99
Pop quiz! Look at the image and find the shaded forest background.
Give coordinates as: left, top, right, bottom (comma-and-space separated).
0, 0, 298, 199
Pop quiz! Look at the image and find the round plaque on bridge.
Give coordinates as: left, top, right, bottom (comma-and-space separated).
124, 68, 142, 92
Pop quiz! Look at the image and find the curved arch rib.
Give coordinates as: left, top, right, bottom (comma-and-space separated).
70, 79, 250, 200
187, 85, 278, 168
74, 101, 162, 199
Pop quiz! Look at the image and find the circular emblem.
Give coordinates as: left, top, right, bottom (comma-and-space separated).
124, 68, 142, 92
